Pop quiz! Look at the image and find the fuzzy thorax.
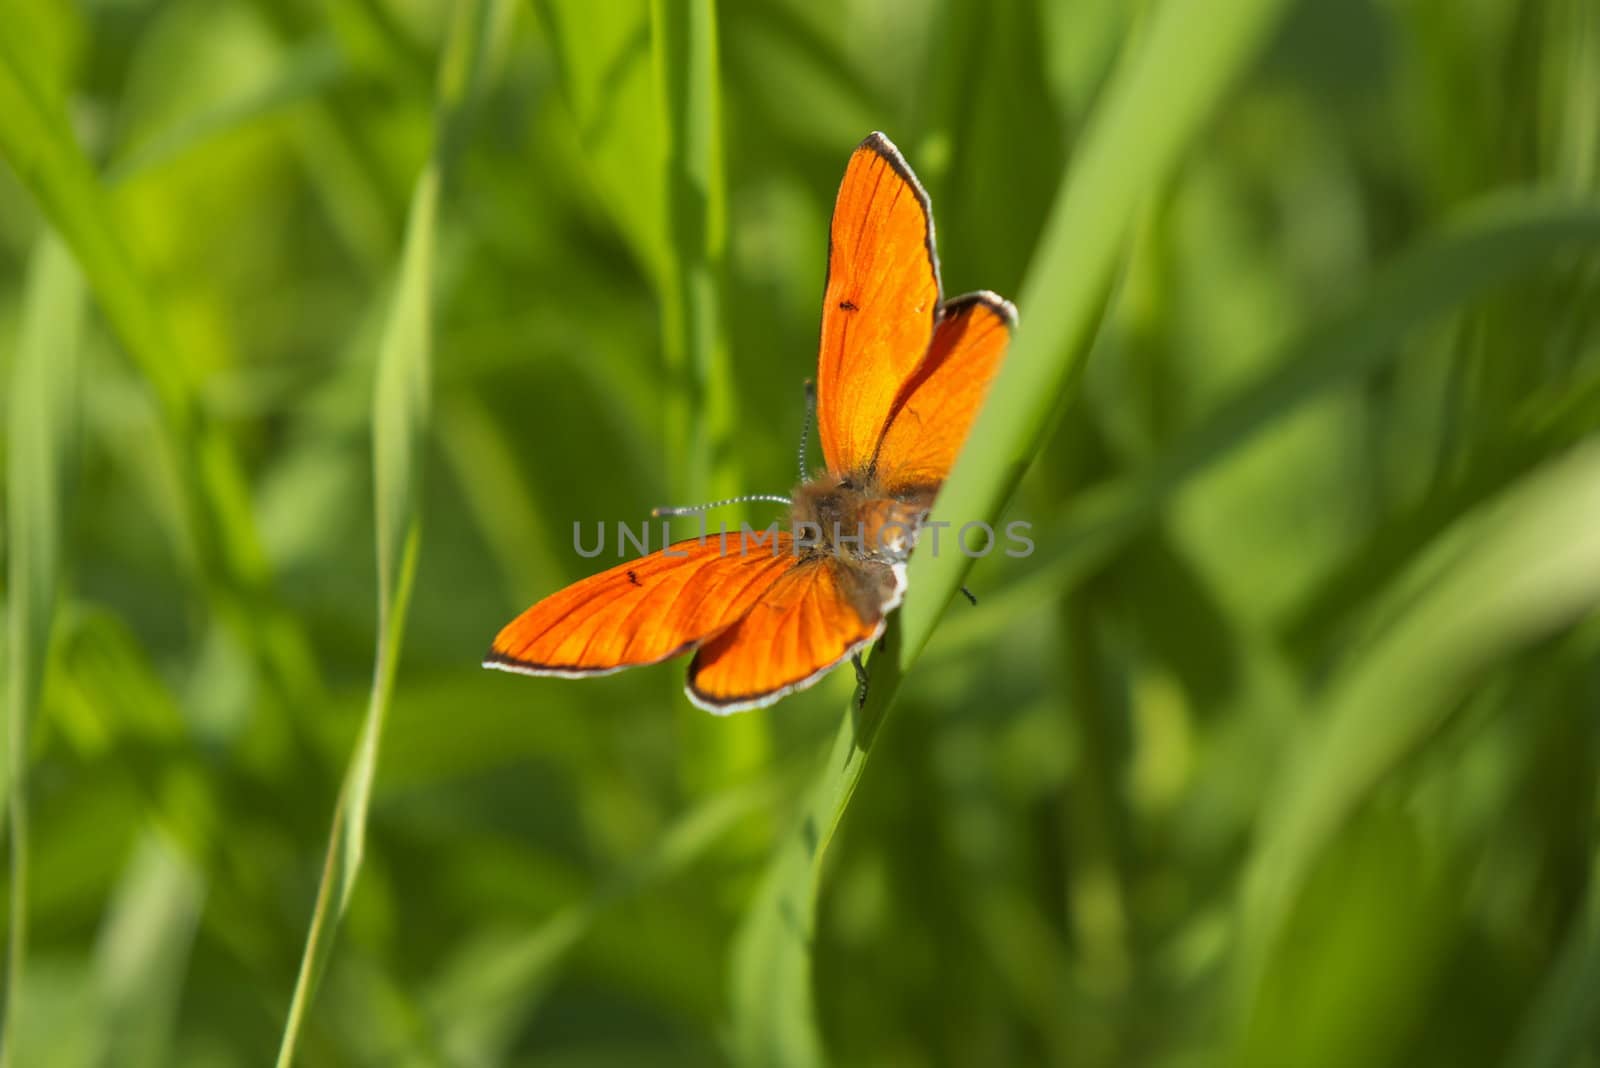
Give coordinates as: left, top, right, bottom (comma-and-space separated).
789, 470, 935, 563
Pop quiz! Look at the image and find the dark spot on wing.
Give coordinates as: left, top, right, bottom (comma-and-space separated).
626, 569, 641, 586
838, 299, 859, 312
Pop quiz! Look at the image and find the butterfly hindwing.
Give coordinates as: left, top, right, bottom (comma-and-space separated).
816, 132, 942, 476
686, 555, 900, 712
870, 291, 1015, 494
485, 534, 795, 676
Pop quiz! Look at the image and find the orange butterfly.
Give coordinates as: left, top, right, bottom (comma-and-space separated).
484, 132, 1015, 712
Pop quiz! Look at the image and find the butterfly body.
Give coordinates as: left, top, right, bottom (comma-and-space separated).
486, 132, 1015, 713
789, 471, 932, 564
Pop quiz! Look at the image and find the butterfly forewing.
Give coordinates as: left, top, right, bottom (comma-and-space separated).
486, 534, 795, 676
816, 134, 942, 476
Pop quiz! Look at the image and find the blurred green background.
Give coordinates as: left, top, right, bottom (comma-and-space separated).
4, 0, 1600, 1065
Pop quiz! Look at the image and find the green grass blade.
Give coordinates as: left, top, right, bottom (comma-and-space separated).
1237, 437, 1600, 1015
92, 833, 205, 1068
936, 195, 1600, 648
272, 5, 492, 1064
649, 0, 767, 797
530, 0, 668, 281
730, 2, 1294, 1063
425, 774, 787, 1064
104, 36, 344, 184
651, 0, 735, 503
729, 722, 858, 1068
1503, 848, 1600, 1068
1088, 194, 1600, 527
271, 136, 434, 1068
436, 396, 567, 606
0, 9, 318, 707
0, 26, 188, 438
1, 234, 84, 1068
904, 0, 1292, 657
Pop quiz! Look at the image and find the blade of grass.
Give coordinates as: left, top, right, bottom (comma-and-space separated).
529, 0, 668, 282
269, 164, 437, 1061
422, 772, 790, 1065
1, 235, 84, 1068
104, 36, 344, 184
652, 0, 736, 503
0, 6, 320, 710
650, 0, 768, 794
730, 0, 1294, 1062
242, 0, 410, 272
1072, 194, 1600, 543
935, 195, 1600, 657
904, 0, 1290, 656
435, 395, 568, 606
92, 832, 205, 1068
1237, 437, 1600, 1017
1503, 841, 1600, 1068
272, 5, 493, 1064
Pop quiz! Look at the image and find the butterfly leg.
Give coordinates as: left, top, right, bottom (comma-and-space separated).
852, 652, 870, 708
959, 585, 978, 606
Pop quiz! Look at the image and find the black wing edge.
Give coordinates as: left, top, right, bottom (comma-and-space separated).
854, 131, 942, 303
937, 289, 1019, 330
482, 640, 698, 680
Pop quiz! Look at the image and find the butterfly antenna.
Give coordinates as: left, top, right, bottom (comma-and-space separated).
796, 379, 816, 481
652, 493, 792, 517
